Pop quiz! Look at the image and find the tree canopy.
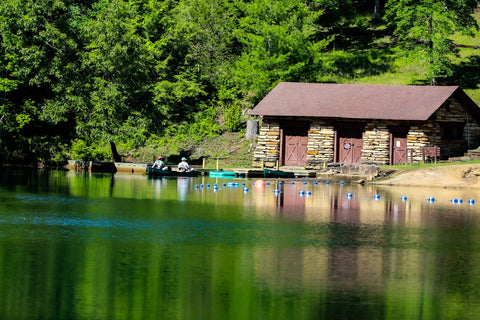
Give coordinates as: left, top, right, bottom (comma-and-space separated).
0, 0, 479, 164
385, 0, 479, 85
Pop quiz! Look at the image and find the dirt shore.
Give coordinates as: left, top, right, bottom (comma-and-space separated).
373, 163, 480, 188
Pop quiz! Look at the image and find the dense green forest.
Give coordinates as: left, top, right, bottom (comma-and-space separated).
1, 0, 479, 166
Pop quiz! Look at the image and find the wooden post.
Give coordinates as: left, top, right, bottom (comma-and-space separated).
202, 158, 206, 169
216, 158, 219, 170
245, 120, 259, 139
261, 160, 265, 169
275, 160, 279, 170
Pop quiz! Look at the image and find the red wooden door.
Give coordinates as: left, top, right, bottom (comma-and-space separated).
392, 137, 407, 165
285, 135, 308, 166
338, 137, 363, 164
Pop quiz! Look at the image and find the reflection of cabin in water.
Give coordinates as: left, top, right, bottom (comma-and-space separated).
249, 82, 480, 168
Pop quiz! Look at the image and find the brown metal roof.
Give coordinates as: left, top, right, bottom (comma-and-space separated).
249, 82, 474, 121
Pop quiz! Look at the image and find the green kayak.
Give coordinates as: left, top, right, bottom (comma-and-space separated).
263, 169, 295, 178
209, 170, 237, 177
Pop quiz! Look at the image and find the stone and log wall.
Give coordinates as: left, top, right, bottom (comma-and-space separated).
252, 121, 281, 168
305, 121, 334, 170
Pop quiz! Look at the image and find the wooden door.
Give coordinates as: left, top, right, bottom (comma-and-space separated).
392, 137, 407, 164
338, 137, 363, 164
390, 127, 409, 165
284, 135, 308, 166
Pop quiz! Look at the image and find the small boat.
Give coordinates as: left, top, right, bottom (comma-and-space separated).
263, 169, 295, 178
209, 170, 237, 178
147, 166, 200, 177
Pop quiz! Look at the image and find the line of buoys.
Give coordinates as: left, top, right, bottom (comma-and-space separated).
449, 198, 477, 205
191, 181, 476, 207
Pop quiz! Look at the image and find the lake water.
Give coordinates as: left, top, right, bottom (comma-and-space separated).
1, 168, 480, 320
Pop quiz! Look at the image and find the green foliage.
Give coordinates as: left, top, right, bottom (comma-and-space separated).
232, 0, 330, 102
70, 139, 110, 161
221, 102, 244, 132
163, 105, 221, 151
0, 0, 480, 166
314, 0, 355, 29
385, 0, 479, 84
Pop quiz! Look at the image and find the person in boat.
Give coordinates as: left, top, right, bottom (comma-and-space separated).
153, 156, 169, 170
177, 157, 192, 172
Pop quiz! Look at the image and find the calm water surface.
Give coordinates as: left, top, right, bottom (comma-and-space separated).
1, 168, 480, 320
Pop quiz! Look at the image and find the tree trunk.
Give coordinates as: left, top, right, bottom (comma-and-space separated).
110, 141, 122, 162
374, 0, 382, 19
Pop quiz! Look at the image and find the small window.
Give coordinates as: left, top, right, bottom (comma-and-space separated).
440, 122, 464, 140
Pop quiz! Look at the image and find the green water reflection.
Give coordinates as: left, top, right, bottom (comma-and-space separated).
1, 169, 480, 319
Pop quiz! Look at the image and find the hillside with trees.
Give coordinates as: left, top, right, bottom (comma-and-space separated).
1, 0, 479, 167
